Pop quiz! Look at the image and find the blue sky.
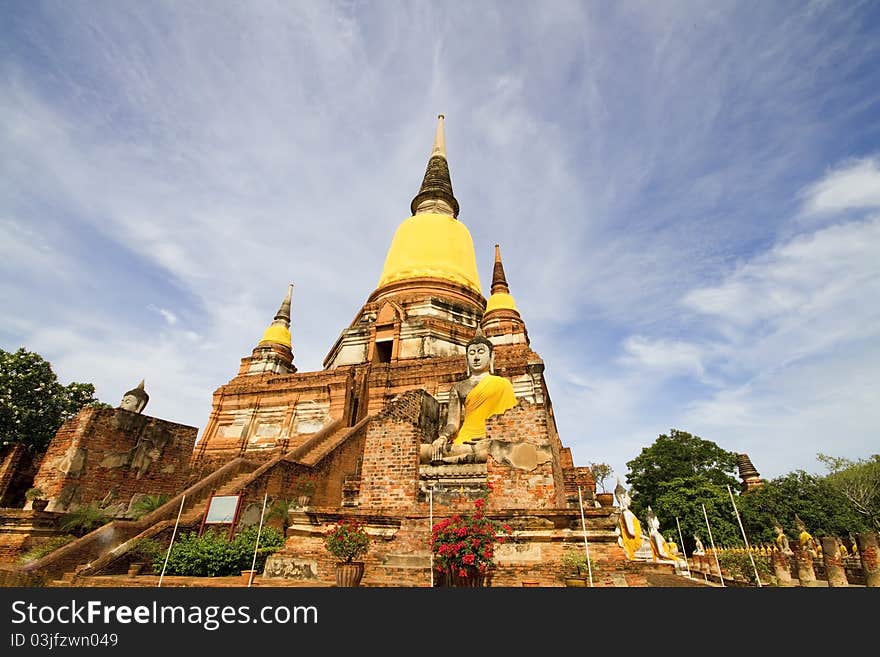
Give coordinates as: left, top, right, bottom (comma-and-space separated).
2, 1, 879, 487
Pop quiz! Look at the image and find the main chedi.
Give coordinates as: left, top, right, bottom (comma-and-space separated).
0, 118, 652, 587
185, 117, 621, 587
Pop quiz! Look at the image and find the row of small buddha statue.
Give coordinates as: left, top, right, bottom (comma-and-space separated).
615, 480, 861, 563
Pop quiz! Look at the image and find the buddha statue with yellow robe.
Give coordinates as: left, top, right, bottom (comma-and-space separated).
795, 515, 818, 557
419, 327, 517, 465
614, 480, 650, 560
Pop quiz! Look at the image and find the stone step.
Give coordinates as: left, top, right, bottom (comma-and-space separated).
381, 552, 432, 569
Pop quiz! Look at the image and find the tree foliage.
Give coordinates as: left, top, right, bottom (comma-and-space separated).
0, 347, 105, 452
817, 453, 880, 532
625, 429, 738, 520
735, 470, 867, 545
622, 429, 873, 554
652, 476, 742, 553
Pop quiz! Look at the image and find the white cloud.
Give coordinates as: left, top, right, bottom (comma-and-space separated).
2, 2, 878, 487
620, 336, 705, 378
147, 305, 178, 326
800, 158, 880, 217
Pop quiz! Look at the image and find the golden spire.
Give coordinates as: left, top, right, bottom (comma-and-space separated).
484, 244, 519, 314
258, 283, 294, 348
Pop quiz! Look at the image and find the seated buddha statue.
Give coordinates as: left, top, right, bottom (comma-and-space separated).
773, 520, 794, 556
419, 327, 517, 465
614, 481, 649, 560
645, 506, 678, 563
693, 535, 706, 555
795, 515, 818, 557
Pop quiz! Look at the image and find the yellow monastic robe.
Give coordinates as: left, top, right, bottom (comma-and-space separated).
453, 374, 517, 445
618, 513, 643, 560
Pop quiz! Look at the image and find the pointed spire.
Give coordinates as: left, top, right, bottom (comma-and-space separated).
491, 244, 510, 295
411, 114, 460, 217
137, 379, 145, 390
274, 283, 294, 323
258, 284, 294, 349
431, 114, 447, 159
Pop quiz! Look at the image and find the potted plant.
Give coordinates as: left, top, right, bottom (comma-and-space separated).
430, 488, 512, 587
324, 518, 371, 586
292, 473, 317, 508
25, 487, 49, 512
561, 551, 597, 587
589, 463, 615, 507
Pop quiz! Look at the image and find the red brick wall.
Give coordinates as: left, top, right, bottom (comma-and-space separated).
358, 391, 430, 510
0, 443, 42, 508
484, 401, 566, 510
32, 407, 197, 513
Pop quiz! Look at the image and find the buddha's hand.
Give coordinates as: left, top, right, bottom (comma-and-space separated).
431, 436, 449, 461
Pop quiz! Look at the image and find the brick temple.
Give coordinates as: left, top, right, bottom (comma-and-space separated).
2, 116, 641, 587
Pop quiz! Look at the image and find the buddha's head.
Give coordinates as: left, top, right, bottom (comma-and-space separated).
614, 480, 629, 509
118, 380, 149, 414
465, 327, 494, 376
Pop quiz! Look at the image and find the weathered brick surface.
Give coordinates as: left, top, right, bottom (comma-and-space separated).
0, 443, 42, 508
484, 401, 566, 510
267, 508, 652, 587
358, 391, 429, 510
31, 407, 197, 513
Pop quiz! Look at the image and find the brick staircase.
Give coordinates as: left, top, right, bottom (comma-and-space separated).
289, 416, 371, 467
1, 416, 376, 588
0, 457, 260, 587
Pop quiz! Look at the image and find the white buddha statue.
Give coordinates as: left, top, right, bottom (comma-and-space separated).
118, 379, 149, 414
614, 481, 651, 560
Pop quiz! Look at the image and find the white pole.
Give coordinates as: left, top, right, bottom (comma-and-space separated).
158, 494, 186, 588
675, 516, 692, 578
701, 503, 724, 587
248, 492, 269, 587
429, 486, 434, 588
727, 485, 762, 587
577, 486, 594, 587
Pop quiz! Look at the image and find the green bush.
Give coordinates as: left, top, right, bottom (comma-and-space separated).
130, 537, 164, 562
18, 534, 77, 565
156, 526, 284, 576
130, 494, 170, 519
60, 503, 112, 536
717, 549, 772, 584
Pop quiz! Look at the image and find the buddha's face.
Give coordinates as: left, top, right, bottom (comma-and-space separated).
467, 342, 491, 374
120, 394, 141, 412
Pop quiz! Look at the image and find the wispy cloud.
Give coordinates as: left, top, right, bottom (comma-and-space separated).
799, 157, 880, 218
2, 1, 878, 486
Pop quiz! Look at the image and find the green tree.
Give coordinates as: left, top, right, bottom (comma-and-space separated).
625, 429, 738, 519
652, 476, 742, 552
0, 347, 105, 452
816, 453, 880, 532
736, 470, 867, 545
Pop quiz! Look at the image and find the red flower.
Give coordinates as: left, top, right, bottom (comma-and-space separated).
429, 494, 511, 581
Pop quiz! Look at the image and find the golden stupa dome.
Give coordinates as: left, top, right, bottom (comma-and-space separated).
377, 212, 482, 293
376, 116, 481, 295
258, 284, 293, 349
